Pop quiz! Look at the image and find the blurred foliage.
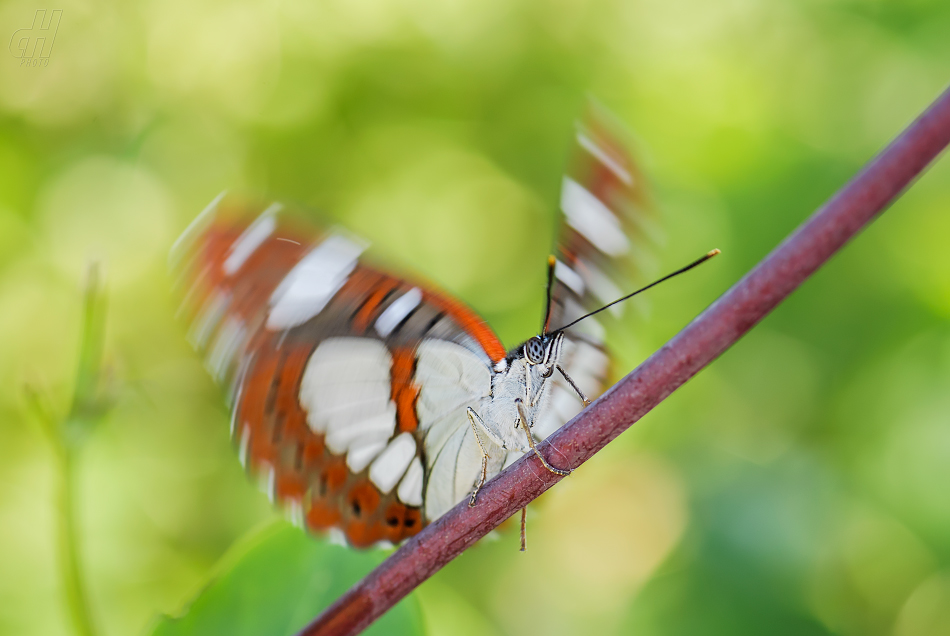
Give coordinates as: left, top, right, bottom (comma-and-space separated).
1, 0, 949, 635
149, 521, 422, 636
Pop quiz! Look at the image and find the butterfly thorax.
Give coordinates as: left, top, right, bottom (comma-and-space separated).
479, 333, 565, 452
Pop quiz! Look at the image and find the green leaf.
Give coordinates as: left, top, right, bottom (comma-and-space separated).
149, 521, 425, 636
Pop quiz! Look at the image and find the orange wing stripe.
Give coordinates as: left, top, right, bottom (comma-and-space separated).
351, 277, 401, 333
424, 292, 506, 363
337, 264, 505, 363
239, 350, 280, 467
273, 346, 313, 501
390, 348, 420, 433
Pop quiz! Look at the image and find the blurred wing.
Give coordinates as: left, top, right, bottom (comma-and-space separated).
171, 194, 506, 547
535, 102, 659, 439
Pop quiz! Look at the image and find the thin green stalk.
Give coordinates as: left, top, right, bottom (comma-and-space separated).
28, 263, 111, 636
57, 445, 96, 636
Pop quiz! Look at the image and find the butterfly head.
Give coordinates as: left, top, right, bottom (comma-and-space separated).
522, 331, 564, 371
515, 331, 565, 405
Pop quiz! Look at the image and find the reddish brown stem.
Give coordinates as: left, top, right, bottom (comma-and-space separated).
298, 84, 950, 636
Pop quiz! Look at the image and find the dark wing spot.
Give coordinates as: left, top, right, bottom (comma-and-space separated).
293, 443, 304, 470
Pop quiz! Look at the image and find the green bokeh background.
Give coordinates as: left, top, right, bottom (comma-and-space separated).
2, 0, 950, 634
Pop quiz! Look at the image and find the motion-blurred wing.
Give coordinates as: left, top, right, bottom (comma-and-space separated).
171, 194, 506, 547
535, 103, 659, 439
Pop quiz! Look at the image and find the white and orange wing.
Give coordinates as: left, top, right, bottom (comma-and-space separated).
172, 195, 507, 547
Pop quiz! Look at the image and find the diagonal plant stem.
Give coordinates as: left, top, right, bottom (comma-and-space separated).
298, 83, 950, 636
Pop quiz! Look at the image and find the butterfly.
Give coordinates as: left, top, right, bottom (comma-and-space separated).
170, 104, 663, 549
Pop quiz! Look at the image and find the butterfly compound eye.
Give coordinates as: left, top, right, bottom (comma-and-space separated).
525, 337, 544, 364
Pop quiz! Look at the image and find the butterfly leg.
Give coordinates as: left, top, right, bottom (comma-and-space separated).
520, 507, 528, 552
466, 407, 491, 507
515, 399, 572, 476
557, 364, 591, 407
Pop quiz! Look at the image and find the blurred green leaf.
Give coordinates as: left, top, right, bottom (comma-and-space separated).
149, 521, 425, 636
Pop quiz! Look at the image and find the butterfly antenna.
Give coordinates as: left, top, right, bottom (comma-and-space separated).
551, 249, 721, 333
541, 254, 557, 333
